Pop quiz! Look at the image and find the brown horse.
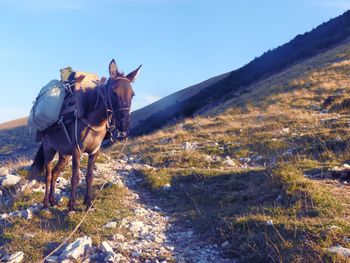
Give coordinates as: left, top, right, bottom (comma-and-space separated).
29, 59, 140, 211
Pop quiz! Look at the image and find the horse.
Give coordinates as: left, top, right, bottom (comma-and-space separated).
28, 59, 140, 211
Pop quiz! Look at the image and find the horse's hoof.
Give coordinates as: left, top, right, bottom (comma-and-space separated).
85, 205, 94, 211
67, 200, 76, 212
43, 200, 50, 208
83, 199, 92, 206
50, 201, 58, 207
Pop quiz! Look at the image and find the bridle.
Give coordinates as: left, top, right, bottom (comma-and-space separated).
98, 77, 131, 141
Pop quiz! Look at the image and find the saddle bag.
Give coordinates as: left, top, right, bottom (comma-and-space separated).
60, 67, 100, 118
28, 79, 66, 132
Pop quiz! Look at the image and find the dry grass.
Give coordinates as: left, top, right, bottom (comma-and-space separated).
106, 41, 350, 262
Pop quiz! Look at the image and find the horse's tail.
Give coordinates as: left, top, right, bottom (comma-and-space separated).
28, 143, 45, 181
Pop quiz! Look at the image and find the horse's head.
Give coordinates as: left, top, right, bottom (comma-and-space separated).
106, 59, 141, 140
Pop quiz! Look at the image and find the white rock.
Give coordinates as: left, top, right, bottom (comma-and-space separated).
60, 236, 92, 260
21, 208, 33, 220
101, 241, 118, 262
239, 157, 251, 163
113, 233, 125, 241
162, 183, 171, 190
224, 157, 235, 167
103, 221, 117, 228
56, 177, 69, 189
45, 255, 59, 262
182, 142, 198, 150
1, 213, 8, 220
0, 167, 9, 176
113, 178, 124, 188
327, 245, 350, 257
6, 251, 24, 262
221, 241, 229, 248
1, 174, 21, 187
129, 221, 147, 236
282, 149, 293, 157
282, 128, 290, 133
266, 220, 274, 226
159, 138, 172, 145
101, 241, 115, 254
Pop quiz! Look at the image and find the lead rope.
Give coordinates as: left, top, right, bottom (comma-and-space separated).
40, 142, 128, 263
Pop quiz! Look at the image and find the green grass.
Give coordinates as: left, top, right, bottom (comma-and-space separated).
1, 184, 130, 262
135, 164, 350, 262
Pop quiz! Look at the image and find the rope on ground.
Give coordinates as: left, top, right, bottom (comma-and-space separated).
40, 142, 127, 263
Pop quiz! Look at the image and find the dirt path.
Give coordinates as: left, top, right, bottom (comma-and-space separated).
95, 156, 233, 263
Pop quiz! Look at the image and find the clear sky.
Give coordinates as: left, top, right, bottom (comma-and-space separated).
0, 0, 349, 123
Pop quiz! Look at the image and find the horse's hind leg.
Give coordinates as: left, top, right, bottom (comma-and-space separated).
84, 151, 99, 209
42, 148, 57, 208
49, 154, 69, 206
68, 148, 81, 211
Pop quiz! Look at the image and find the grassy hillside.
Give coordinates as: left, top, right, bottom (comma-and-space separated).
131, 10, 350, 136
105, 36, 350, 262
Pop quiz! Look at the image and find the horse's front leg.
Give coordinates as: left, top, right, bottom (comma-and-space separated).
84, 151, 99, 209
68, 148, 81, 211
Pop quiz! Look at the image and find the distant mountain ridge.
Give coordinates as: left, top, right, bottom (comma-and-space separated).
130, 10, 350, 136
131, 71, 231, 129
0, 117, 28, 130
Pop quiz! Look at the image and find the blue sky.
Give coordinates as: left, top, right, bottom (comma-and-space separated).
0, 0, 349, 123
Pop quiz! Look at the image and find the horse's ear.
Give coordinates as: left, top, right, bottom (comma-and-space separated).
109, 59, 118, 79
127, 65, 142, 82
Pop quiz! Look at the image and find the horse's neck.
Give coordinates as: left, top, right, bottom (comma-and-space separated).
83, 88, 107, 126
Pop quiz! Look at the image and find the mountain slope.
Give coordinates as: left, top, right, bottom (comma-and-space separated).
0, 117, 27, 131
131, 10, 350, 136
131, 71, 230, 129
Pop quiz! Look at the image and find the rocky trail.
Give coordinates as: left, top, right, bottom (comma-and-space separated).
90, 157, 233, 263
0, 155, 233, 263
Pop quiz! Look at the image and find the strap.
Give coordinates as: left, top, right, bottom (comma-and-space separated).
58, 116, 72, 144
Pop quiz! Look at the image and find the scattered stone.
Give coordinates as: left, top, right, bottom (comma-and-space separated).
101, 241, 118, 262
221, 241, 229, 248
113, 178, 124, 188
239, 157, 251, 163
103, 221, 117, 228
224, 157, 235, 167
60, 236, 92, 260
0, 167, 9, 176
281, 128, 290, 134
1, 174, 21, 187
128, 221, 147, 236
328, 225, 341, 230
45, 255, 59, 262
56, 177, 69, 189
266, 220, 274, 226
21, 208, 33, 220
3, 251, 24, 262
182, 142, 198, 150
159, 138, 172, 145
327, 245, 350, 257
276, 194, 283, 205
162, 183, 171, 190
113, 233, 125, 241
282, 149, 293, 157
